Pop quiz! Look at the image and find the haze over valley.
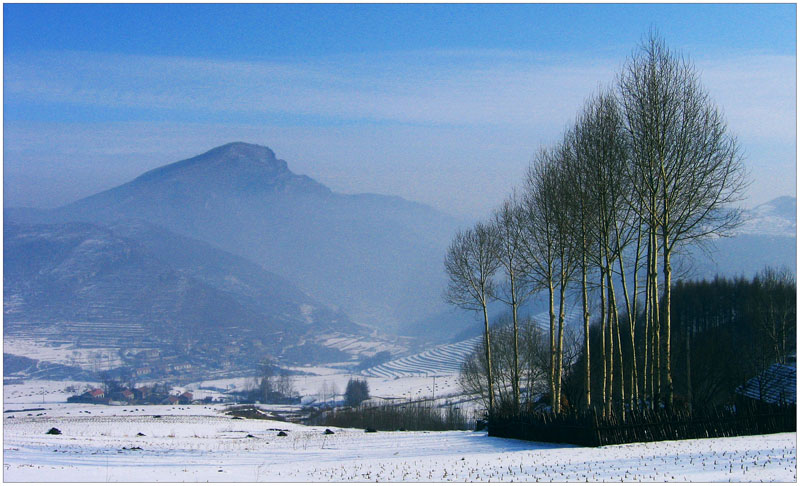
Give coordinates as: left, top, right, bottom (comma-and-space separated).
4, 141, 795, 381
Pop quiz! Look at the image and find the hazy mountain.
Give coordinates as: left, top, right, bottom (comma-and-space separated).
682, 197, 796, 279
105, 219, 359, 335
3, 220, 368, 371
37, 142, 461, 332
737, 196, 796, 238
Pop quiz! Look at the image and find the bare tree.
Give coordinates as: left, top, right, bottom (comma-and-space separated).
571, 89, 635, 413
459, 315, 549, 412
753, 267, 797, 364
564, 121, 598, 410
491, 193, 533, 410
520, 144, 578, 412
619, 31, 748, 408
445, 222, 501, 413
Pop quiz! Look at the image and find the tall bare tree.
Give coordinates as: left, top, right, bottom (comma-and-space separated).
565, 120, 598, 410
445, 222, 501, 413
520, 144, 578, 412
519, 148, 560, 411
619, 31, 748, 408
491, 193, 533, 410
572, 89, 633, 416
550, 140, 581, 414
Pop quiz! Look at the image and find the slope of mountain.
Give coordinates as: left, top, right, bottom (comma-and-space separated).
3, 220, 376, 377
737, 196, 796, 238
105, 219, 359, 335
46, 142, 461, 331
683, 197, 796, 278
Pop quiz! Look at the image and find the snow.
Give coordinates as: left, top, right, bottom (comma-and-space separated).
737, 198, 796, 237
4, 337, 126, 370
3, 381, 796, 482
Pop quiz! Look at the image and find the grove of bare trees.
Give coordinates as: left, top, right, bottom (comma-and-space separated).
446, 31, 754, 417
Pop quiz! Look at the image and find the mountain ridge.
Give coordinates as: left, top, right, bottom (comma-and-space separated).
12, 142, 461, 331
3, 218, 380, 377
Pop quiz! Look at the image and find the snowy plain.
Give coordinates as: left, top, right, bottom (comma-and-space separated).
3, 380, 797, 482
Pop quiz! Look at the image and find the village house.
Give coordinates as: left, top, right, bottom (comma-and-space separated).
134, 386, 151, 400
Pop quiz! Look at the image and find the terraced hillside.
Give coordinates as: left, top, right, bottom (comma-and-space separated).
363, 308, 581, 379
362, 337, 482, 378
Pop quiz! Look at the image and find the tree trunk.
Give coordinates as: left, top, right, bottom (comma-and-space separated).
582, 250, 591, 409
643, 226, 651, 407
600, 268, 608, 416
617, 225, 639, 408
510, 272, 520, 411
555, 263, 567, 414
548, 278, 556, 412
663, 236, 674, 410
630, 219, 644, 408
651, 228, 661, 408
607, 279, 615, 417
607, 266, 624, 420
482, 301, 494, 414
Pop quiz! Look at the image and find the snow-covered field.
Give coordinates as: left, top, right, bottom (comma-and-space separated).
4, 336, 126, 370
3, 381, 796, 482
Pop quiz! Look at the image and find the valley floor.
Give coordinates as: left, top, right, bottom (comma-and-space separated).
4, 401, 796, 482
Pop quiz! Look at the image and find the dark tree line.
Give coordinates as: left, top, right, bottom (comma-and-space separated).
562, 268, 796, 411
446, 31, 755, 417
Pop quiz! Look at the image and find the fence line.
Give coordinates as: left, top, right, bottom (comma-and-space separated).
488, 404, 796, 447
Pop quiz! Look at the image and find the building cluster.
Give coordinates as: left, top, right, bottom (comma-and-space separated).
67, 386, 208, 406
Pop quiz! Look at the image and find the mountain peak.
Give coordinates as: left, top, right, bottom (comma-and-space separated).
127, 142, 327, 196
204, 142, 280, 165
135, 142, 286, 182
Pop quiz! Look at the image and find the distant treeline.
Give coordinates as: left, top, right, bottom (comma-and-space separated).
312, 400, 471, 432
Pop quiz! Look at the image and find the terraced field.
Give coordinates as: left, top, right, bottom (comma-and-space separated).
361, 337, 482, 378
362, 308, 581, 379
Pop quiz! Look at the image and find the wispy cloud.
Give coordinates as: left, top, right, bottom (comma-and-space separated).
4, 50, 617, 128
6, 48, 794, 140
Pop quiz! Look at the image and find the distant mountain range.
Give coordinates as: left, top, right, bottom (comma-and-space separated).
4, 142, 795, 379
15, 142, 460, 331
4, 219, 369, 374
4, 142, 461, 378
738, 196, 796, 237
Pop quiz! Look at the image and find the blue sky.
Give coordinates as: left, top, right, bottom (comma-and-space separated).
4, 3, 797, 218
